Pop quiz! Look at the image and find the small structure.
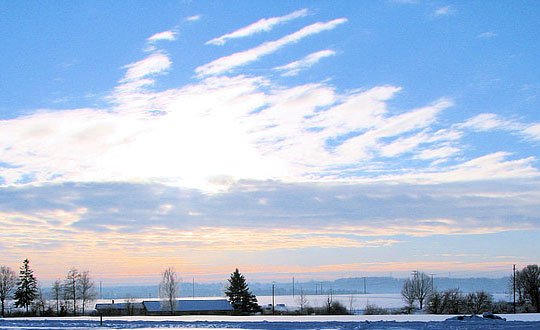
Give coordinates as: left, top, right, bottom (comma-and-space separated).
143, 299, 234, 315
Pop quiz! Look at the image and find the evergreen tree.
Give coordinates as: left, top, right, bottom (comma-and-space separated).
224, 268, 259, 314
14, 259, 38, 313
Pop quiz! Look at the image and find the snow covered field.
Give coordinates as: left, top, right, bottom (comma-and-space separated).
2, 314, 540, 329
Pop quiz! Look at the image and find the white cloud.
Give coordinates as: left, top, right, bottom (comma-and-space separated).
186, 15, 201, 21
196, 18, 347, 77
274, 49, 336, 76
2, 17, 538, 194
459, 113, 507, 131
433, 6, 454, 17
523, 123, 540, 140
147, 30, 177, 43
206, 9, 308, 46
120, 53, 171, 83
478, 31, 497, 39
415, 145, 460, 160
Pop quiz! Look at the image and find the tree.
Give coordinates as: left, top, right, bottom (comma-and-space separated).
224, 268, 259, 314
0, 266, 16, 317
50, 280, 62, 315
518, 264, 540, 312
159, 267, 180, 315
296, 288, 308, 313
14, 259, 38, 313
465, 291, 493, 314
78, 271, 97, 315
33, 284, 47, 316
63, 268, 80, 315
401, 278, 416, 310
426, 288, 463, 314
401, 271, 433, 310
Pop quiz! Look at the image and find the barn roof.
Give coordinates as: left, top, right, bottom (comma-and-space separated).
143, 299, 233, 312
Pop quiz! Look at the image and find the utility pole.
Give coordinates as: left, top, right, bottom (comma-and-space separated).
429, 274, 435, 292
272, 284, 275, 315
292, 276, 295, 299
363, 277, 366, 294
320, 282, 323, 295
513, 265, 516, 314
192, 278, 195, 299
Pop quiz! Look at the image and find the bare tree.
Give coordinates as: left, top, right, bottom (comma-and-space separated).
0, 266, 16, 317
78, 271, 97, 315
159, 267, 180, 315
125, 296, 137, 316
51, 280, 62, 315
33, 284, 47, 315
402, 271, 432, 310
63, 268, 80, 315
413, 272, 432, 310
325, 292, 333, 313
296, 288, 308, 313
401, 278, 416, 309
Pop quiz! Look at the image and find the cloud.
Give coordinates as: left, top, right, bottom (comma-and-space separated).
147, 30, 177, 43
206, 9, 308, 46
1, 178, 538, 280
433, 6, 454, 17
120, 53, 172, 83
478, 31, 497, 39
144, 30, 178, 52
196, 18, 347, 77
274, 49, 336, 76
458, 113, 540, 142
523, 123, 540, 141
186, 15, 201, 21
458, 113, 508, 131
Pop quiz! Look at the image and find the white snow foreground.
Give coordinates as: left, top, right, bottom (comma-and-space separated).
2, 315, 540, 330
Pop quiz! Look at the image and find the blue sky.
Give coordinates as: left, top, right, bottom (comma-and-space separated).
0, 1, 539, 285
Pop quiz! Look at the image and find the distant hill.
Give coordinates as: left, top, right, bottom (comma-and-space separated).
86, 276, 511, 299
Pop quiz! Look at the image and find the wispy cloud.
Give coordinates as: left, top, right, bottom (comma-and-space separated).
186, 15, 201, 21
458, 113, 540, 142
274, 49, 336, 76
433, 5, 454, 17
120, 53, 172, 82
206, 9, 308, 46
458, 113, 508, 131
523, 123, 540, 140
478, 31, 497, 39
145, 30, 178, 52
1, 178, 538, 280
197, 18, 347, 77
147, 30, 177, 43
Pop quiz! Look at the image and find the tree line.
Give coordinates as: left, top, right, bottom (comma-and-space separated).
0, 259, 97, 317
401, 265, 540, 314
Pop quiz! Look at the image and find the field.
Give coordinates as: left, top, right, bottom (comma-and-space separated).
1, 314, 540, 330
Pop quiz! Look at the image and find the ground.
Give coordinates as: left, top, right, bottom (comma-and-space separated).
1, 315, 540, 330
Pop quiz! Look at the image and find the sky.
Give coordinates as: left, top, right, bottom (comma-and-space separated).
0, 1, 539, 286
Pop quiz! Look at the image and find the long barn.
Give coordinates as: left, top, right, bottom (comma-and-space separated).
95, 299, 234, 316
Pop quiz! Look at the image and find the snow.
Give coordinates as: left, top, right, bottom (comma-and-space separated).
2, 314, 540, 329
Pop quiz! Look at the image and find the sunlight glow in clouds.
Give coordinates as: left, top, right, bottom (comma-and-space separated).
1, 5, 539, 282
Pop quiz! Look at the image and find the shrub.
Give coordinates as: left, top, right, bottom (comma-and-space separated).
364, 303, 389, 315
